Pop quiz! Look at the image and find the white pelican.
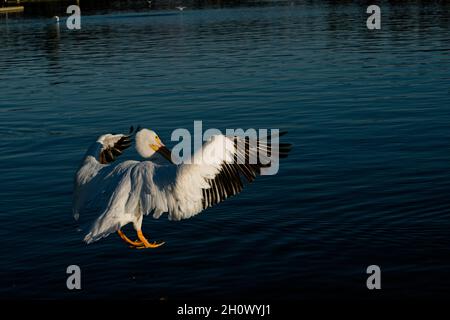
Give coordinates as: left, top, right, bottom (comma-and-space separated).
73, 127, 291, 249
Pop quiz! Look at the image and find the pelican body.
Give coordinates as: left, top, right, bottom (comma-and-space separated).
73, 127, 291, 249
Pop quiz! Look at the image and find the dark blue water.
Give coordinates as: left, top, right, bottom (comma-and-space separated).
1, 3, 450, 300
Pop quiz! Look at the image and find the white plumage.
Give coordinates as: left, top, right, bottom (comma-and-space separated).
73, 128, 291, 248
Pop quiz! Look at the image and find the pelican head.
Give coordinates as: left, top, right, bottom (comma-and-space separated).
136, 128, 172, 162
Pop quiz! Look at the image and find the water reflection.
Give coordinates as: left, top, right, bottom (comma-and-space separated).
43, 22, 60, 65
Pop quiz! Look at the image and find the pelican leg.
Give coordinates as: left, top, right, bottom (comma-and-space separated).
117, 229, 143, 247
135, 230, 165, 249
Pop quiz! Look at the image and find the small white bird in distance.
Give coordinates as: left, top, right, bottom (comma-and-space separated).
73, 126, 292, 249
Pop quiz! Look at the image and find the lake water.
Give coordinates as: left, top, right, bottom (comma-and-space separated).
1, 3, 450, 300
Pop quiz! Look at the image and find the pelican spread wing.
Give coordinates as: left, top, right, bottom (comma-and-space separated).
73, 128, 291, 247
163, 133, 291, 221
72, 132, 135, 225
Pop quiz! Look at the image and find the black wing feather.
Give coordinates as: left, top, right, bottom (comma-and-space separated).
99, 135, 133, 164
